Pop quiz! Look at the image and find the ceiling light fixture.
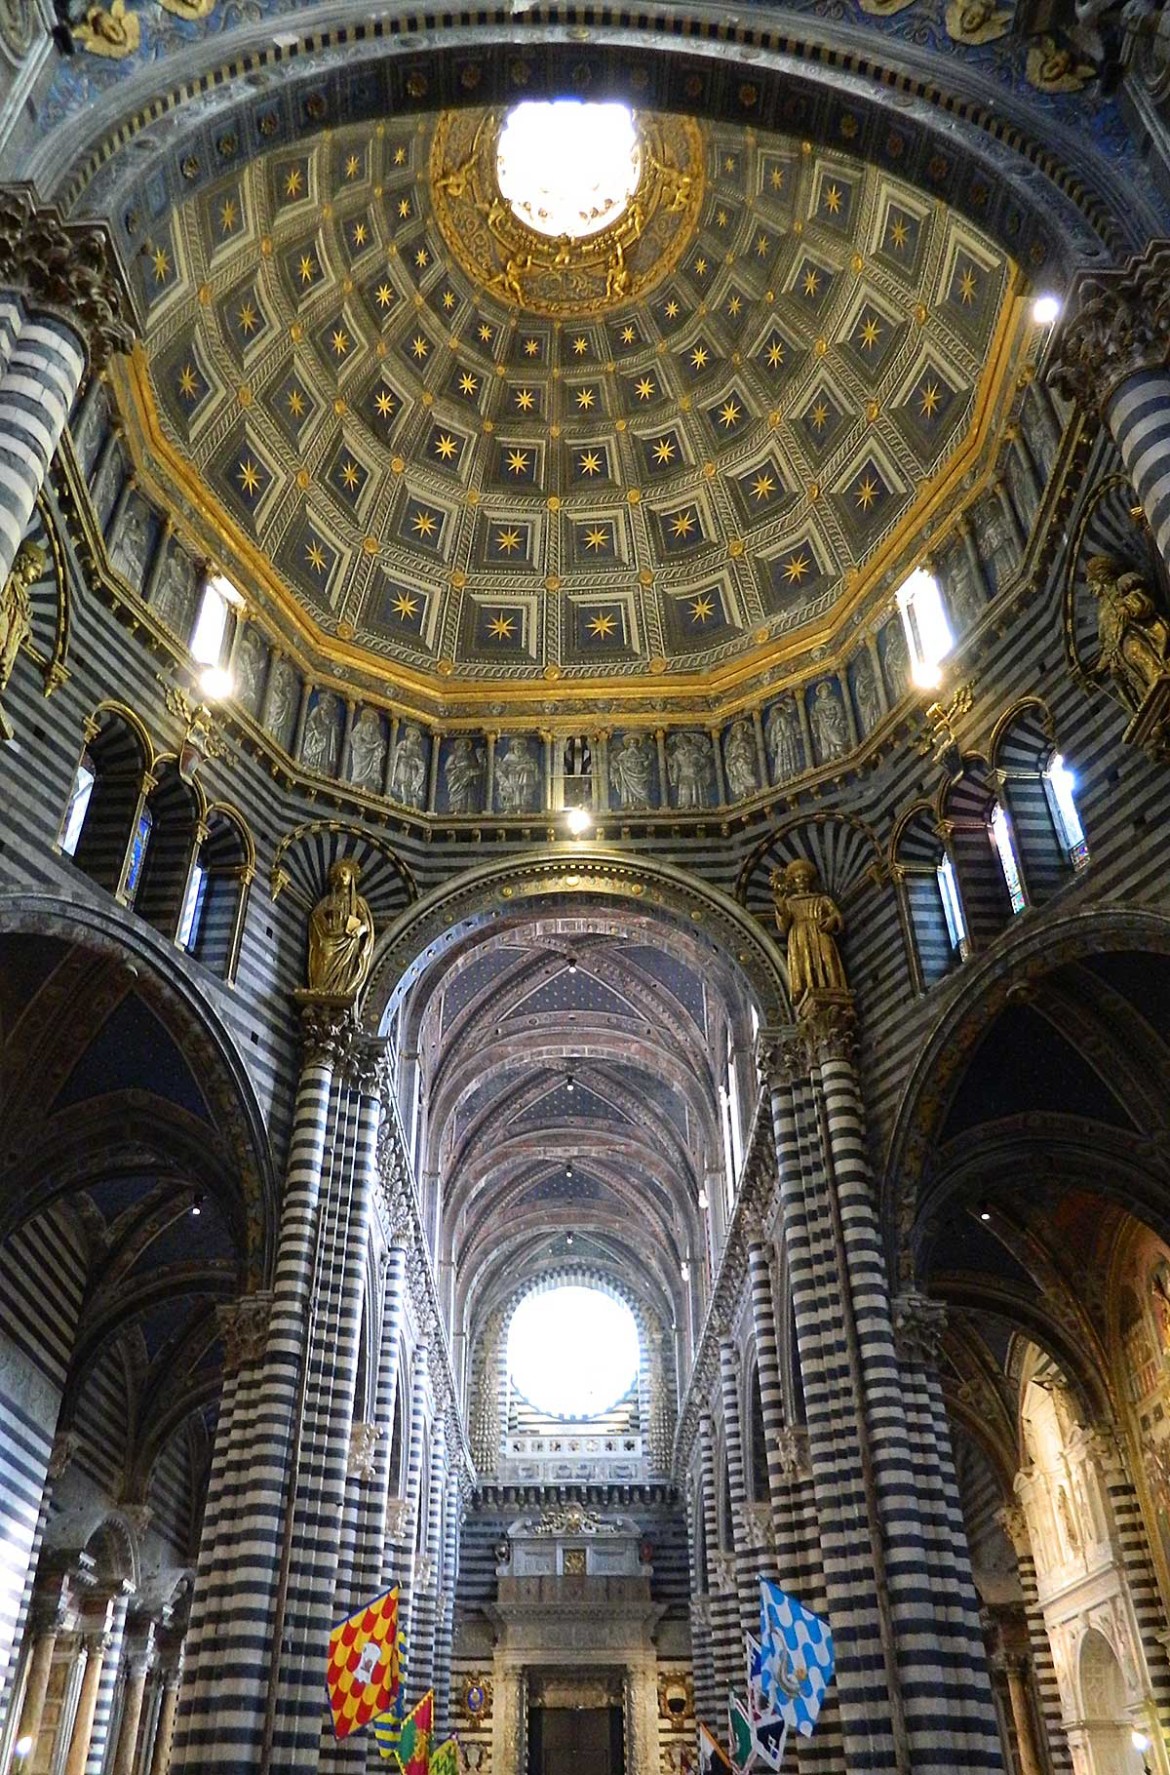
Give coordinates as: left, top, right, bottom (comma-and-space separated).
565, 1073, 575, 1092
698, 1187, 708, 1210
497, 100, 641, 241
191, 1194, 204, 1217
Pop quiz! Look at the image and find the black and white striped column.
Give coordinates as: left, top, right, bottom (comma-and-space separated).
997, 1506, 1073, 1775
1107, 367, 1170, 565
171, 1013, 341, 1771
718, 1338, 756, 1653
685, 1488, 717, 1730
400, 1342, 430, 1698
408, 1422, 446, 1705
0, 308, 85, 586
357, 1239, 409, 1603
434, 1463, 460, 1739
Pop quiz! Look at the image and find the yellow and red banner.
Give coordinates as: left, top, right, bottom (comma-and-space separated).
325, 1587, 401, 1740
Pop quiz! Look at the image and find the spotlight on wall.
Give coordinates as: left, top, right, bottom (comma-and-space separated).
568, 959, 578, 973
565, 1161, 573, 1178
566, 1231, 575, 1248
14, 1737, 32, 1760
1031, 293, 1061, 327
1131, 1729, 1153, 1774
680, 1260, 691, 1281
979, 1208, 992, 1222
191, 1194, 204, 1217
565, 1073, 575, 1093
565, 805, 592, 836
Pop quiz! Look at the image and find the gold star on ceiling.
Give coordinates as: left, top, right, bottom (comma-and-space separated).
397, 198, 412, 219
284, 168, 304, 198
726, 295, 742, 318
756, 233, 770, 257
345, 153, 361, 178
588, 611, 617, 638
410, 335, 429, 360
782, 552, 810, 583
219, 200, 237, 233
523, 338, 540, 357
769, 167, 784, 190
458, 372, 479, 397
177, 364, 199, 400
694, 257, 708, 277
298, 254, 317, 285
514, 388, 535, 412
810, 400, 830, 431
495, 528, 522, 553
751, 472, 776, 501
765, 341, 785, 369
410, 508, 438, 539
506, 449, 530, 476
575, 388, 595, 410
340, 458, 361, 489
578, 450, 602, 476
237, 458, 262, 496
352, 222, 369, 247
802, 269, 821, 298
441, 290, 456, 311
823, 183, 843, 215
583, 527, 609, 552
716, 207, 728, 228
391, 590, 419, 618
959, 268, 978, 304
889, 216, 910, 250
414, 248, 429, 269
854, 473, 880, 510
572, 337, 589, 355
488, 613, 515, 639
653, 438, 676, 466
919, 381, 942, 419
620, 325, 637, 344
393, 147, 407, 166
858, 317, 882, 351
690, 345, 709, 371
478, 323, 493, 343
723, 155, 736, 173
375, 283, 394, 310
375, 390, 397, 418
635, 377, 656, 401
331, 328, 350, 356
689, 592, 715, 621
237, 302, 259, 334
433, 433, 458, 461
286, 387, 306, 417
664, 300, 680, 320
718, 399, 742, 429
670, 509, 697, 540
305, 539, 328, 573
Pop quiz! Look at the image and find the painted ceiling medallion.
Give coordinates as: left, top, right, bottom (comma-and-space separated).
430, 106, 704, 318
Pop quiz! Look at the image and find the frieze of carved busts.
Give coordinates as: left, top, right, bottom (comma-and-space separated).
1048, 240, 1170, 409
0, 187, 135, 369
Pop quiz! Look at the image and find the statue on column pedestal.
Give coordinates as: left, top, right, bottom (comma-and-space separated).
769, 858, 849, 1015
1086, 553, 1170, 757
0, 539, 43, 740
305, 860, 375, 999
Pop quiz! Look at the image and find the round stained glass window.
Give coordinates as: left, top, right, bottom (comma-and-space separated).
507, 1283, 639, 1418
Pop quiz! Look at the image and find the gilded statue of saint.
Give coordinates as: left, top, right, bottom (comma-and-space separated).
306, 860, 375, 999
1087, 554, 1170, 711
0, 540, 42, 695
770, 858, 848, 1011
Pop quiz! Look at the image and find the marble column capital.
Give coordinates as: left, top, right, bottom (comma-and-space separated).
1048, 240, 1170, 408
892, 1290, 948, 1364
0, 184, 136, 368
217, 1291, 273, 1376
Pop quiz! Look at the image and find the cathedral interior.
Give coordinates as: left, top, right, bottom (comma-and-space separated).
2, 0, 1170, 1769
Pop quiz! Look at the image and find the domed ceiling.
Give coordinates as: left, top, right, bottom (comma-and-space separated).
117, 101, 1025, 715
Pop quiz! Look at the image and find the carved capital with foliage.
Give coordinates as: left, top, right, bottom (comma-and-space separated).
217, 1291, 272, 1375
0, 185, 136, 370
1049, 240, 1170, 408
892, 1290, 947, 1364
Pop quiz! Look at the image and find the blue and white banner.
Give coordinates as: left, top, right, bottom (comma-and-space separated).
758, 1579, 835, 1738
